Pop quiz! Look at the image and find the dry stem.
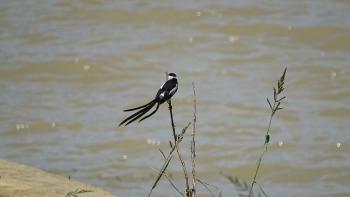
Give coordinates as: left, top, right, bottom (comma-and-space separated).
190, 82, 197, 196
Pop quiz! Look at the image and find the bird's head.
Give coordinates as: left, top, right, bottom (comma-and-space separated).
168, 73, 177, 80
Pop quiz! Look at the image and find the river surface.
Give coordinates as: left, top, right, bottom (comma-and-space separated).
1, 0, 350, 196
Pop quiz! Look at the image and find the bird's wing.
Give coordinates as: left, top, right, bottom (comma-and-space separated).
169, 83, 178, 96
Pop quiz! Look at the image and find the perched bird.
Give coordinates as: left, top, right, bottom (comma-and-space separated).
119, 73, 178, 126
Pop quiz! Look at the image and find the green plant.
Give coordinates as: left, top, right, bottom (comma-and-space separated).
248, 67, 287, 197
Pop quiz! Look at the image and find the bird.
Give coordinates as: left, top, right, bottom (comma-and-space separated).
119, 73, 178, 126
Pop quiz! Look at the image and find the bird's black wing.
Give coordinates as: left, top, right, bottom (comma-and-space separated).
160, 78, 177, 92
156, 78, 178, 103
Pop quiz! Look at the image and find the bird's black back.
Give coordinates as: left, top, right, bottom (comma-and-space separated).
155, 78, 178, 103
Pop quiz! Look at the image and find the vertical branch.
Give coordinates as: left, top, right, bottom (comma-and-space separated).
168, 100, 177, 143
165, 72, 190, 195
165, 72, 177, 143
176, 138, 190, 195
168, 100, 190, 195
190, 82, 197, 196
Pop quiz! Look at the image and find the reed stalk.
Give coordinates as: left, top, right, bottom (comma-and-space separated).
248, 67, 287, 197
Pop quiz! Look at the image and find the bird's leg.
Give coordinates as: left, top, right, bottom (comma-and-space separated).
167, 100, 172, 109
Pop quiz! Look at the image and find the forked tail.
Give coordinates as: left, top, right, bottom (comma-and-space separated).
119, 100, 156, 126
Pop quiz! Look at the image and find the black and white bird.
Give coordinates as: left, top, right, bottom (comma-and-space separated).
119, 73, 178, 126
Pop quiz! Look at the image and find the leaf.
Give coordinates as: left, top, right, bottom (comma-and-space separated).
265, 134, 270, 144
266, 98, 272, 110
226, 176, 254, 196
278, 87, 284, 94
281, 67, 287, 83
159, 148, 166, 159
257, 182, 269, 197
275, 102, 281, 110
278, 96, 286, 102
277, 67, 287, 93
277, 80, 281, 90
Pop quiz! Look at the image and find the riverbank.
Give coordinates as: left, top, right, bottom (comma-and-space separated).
0, 159, 117, 197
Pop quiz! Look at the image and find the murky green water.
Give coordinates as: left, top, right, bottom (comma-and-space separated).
1, 0, 350, 196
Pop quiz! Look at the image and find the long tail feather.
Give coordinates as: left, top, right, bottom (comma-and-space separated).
124, 104, 154, 126
119, 102, 156, 126
123, 100, 155, 112
139, 103, 160, 122
119, 103, 154, 126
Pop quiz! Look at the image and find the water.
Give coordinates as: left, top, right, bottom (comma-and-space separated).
1, 0, 350, 196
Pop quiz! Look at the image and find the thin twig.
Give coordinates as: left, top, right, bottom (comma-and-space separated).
148, 154, 173, 197
167, 99, 190, 194
156, 151, 185, 197
175, 138, 190, 195
148, 123, 191, 197
196, 178, 219, 197
164, 172, 185, 197
190, 82, 197, 196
